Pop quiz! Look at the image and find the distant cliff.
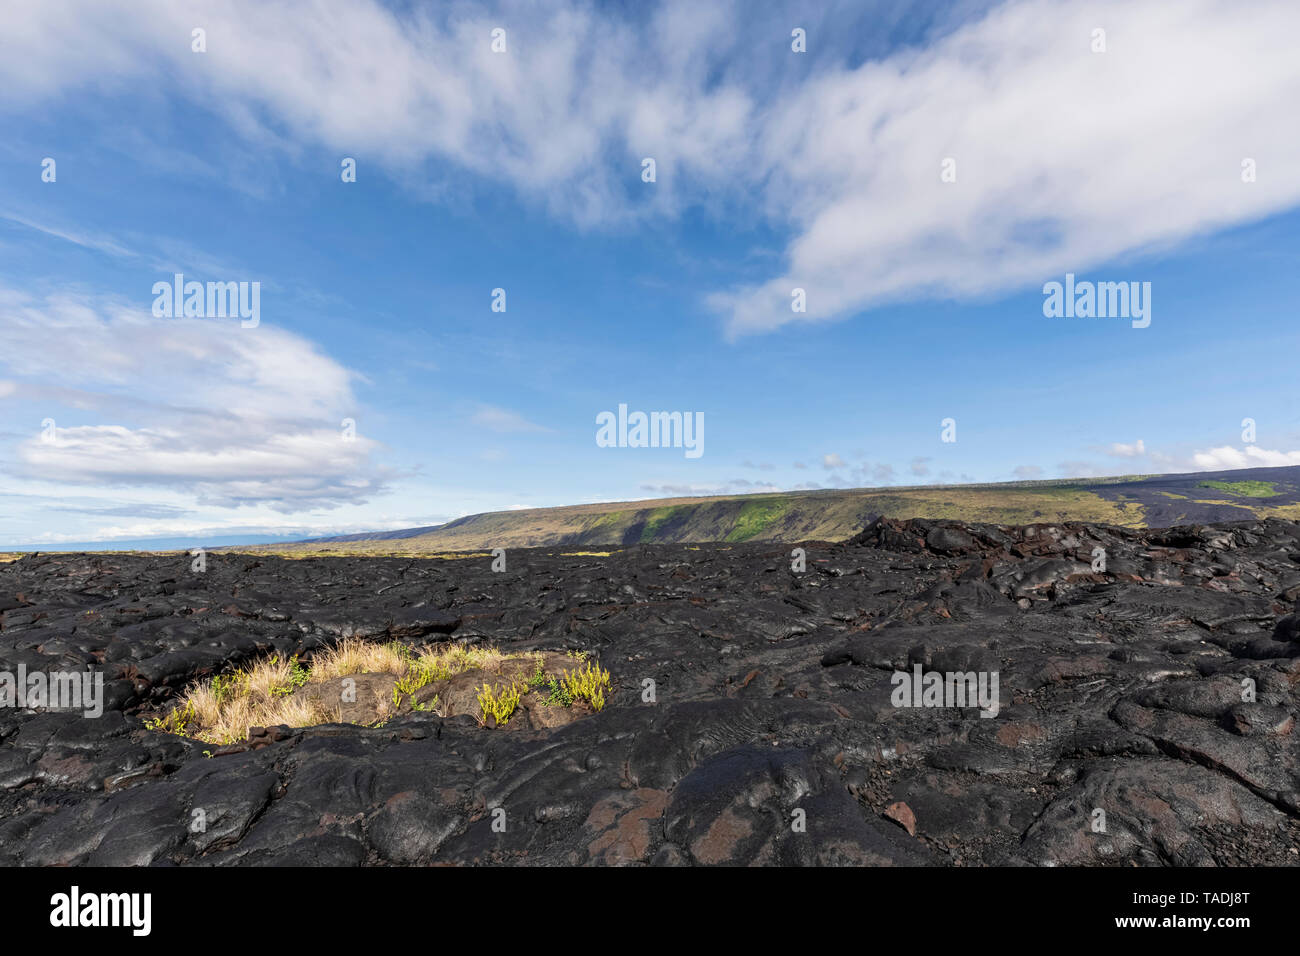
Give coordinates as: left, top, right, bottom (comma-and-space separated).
236, 465, 1300, 555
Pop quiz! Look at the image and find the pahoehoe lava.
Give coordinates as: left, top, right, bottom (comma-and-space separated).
1, 516, 1297, 866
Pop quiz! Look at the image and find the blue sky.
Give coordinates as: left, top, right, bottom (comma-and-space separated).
1, 0, 1298, 547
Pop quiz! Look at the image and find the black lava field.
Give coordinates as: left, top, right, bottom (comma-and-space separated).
1, 516, 1297, 866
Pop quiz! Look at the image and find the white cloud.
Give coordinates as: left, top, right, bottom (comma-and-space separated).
18, 425, 380, 511
0, 210, 136, 258
0, 288, 352, 418
639, 476, 784, 497
16, 513, 454, 545
822, 453, 846, 469
0, 288, 385, 511
1191, 445, 1300, 471
1106, 439, 1146, 458
0, 0, 750, 228
3, 0, 1297, 335
713, 0, 1300, 334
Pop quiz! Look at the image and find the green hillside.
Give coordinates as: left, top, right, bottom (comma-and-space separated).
226, 466, 1300, 558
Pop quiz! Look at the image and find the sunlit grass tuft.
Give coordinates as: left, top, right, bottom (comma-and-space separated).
560, 662, 611, 711
476, 680, 523, 726
147, 638, 526, 744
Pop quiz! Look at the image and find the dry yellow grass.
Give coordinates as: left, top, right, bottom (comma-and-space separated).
307, 639, 409, 680
224, 547, 492, 560
148, 639, 525, 744
188, 692, 340, 746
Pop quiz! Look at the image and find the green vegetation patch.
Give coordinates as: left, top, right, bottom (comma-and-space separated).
847, 487, 1146, 528
726, 497, 793, 542
1198, 480, 1278, 498
591, 509, 628, 530
640, 505, 690, 542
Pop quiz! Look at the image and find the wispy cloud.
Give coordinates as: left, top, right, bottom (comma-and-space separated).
0, 210, 136, 258
0, 287, 387, 511
5, 0, 1296, 336
640, 478, 783, 497
1, 209, 252, 278
1105, 439, 1146, 458
1191, 445, 1300, 470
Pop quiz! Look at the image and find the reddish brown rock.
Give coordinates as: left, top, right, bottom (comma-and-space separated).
885, 801, 917, 836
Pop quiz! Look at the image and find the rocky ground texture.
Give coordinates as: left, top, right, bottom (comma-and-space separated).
0, 516, 1297, 866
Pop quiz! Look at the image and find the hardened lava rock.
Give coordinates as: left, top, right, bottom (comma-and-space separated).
0, 516, 1297, 866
